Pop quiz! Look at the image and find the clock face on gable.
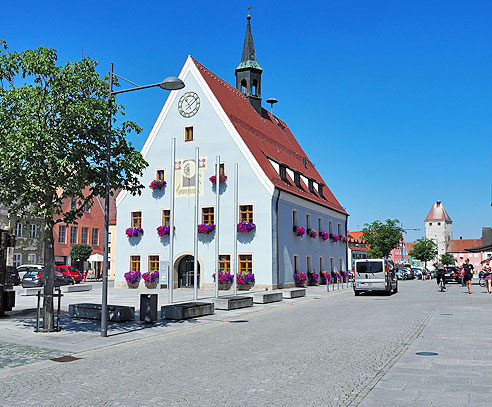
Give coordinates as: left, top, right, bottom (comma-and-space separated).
178, 92, 200, 118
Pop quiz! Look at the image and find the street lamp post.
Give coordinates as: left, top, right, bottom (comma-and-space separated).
101, 63, 184, 337
400, 223, 420, 266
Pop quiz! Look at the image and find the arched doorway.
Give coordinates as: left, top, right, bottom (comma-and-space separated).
177, 255, 201, 288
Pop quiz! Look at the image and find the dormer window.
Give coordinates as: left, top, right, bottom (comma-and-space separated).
318, 184, 324, 198
279, 165, 287, 181
294, 172, 301, 188
308, 179, 315, 193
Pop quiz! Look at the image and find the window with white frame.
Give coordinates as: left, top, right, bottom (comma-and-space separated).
292, 210, 298, 227
306, 214, 311, 230
318, 217, 322, 232
29, 224, 37, 238
27, 253, 36, 264
319, 257, 324, 271
81, 227, 89, 244
330, 257, 334, 272
338, 223, 342, 235
70, 226, 78, 244
13, 253, 22, 268
306, 256, 312, 273
92, 228, 99, 246
329, 221, 333, 234
15, 223, 22, 237
58, 225, 66, 244
339, 258, 344, 271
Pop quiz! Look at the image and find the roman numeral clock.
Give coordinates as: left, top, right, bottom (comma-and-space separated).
178, 91, 200, 118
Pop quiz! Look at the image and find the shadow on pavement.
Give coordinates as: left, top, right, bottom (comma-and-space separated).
10, 312, 201, 337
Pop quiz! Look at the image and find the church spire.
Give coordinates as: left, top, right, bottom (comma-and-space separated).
236, 14, 263, 71
235, 13, 263, 115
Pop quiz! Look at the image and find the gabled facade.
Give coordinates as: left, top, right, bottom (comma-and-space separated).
115, 16, 348, 289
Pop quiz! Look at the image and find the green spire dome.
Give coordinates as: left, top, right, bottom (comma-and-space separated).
236, 14, 263, 71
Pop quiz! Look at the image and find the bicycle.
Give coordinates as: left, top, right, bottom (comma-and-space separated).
438, 277, 446, 292
479, 277, 485, 288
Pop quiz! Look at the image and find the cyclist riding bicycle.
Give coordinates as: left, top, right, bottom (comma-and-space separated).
436, 263, 446, 291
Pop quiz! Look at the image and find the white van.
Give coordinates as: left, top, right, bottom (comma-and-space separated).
353, 258, 398, 296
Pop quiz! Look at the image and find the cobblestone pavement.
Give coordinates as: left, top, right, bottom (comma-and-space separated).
0, 280, 440, 406
0, 342, 65, 371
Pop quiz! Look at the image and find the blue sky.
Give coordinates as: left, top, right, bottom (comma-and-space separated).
2, 0, 491, 242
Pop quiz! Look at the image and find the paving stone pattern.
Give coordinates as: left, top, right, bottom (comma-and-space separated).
0, 342, 65, 371
0, 281, 442, 406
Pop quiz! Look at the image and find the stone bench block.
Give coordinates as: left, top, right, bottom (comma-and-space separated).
212, 296, 253, 310
161, 302, 214, 320
282, 288, 306, 299
61, 284, 92, 293
69, 303, 135, 322
251, 292, 283, 304
22, 287, 44, 296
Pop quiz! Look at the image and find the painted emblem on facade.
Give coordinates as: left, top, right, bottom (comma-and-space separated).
175, 157, 207, 197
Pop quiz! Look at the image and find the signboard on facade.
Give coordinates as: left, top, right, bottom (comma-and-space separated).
175, 157, 207, 198
160, 261, 169, 284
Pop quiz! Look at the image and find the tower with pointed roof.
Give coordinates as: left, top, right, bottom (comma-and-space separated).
424, 200, 453, 260
235, 14, 263, 115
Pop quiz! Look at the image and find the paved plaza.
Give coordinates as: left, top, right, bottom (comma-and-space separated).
0, 279, 491, 406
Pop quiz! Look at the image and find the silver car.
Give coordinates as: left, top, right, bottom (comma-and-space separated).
353, 259, 398, 295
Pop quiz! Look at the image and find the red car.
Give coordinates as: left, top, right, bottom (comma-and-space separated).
54, 265, 83, 283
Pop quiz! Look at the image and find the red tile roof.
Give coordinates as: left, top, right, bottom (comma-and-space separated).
192, 58, 347, 215
425, 201, 452, 222
406, 242, 417, 253
348, 231, 364, 241
447, 239, 482, 253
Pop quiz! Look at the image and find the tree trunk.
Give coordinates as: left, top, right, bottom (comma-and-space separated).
42, 220, 55, 331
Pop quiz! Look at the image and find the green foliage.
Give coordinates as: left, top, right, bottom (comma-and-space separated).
440, 253, 456, 266
361, 219, 403, 258
70, 244, 93, 262
0, 43, 148, 223
0, 42, 148, 327
409, 238, 438, 265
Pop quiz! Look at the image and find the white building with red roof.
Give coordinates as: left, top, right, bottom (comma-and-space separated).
424, 200, 453, 260
115, 15, 348, 289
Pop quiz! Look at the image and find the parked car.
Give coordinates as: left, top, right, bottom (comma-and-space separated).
353, 258, 398, 295
54, 266, 83, 283
397, 267, 414, 280
396, 269, 404, 280
5, 266, 21, 286
16, 264, 43, 280
444, 266, 461, 283
412, 268, 423, 279
21, 270, 74, 288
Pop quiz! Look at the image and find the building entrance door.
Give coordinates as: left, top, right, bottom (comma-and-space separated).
177, 255, 200, 288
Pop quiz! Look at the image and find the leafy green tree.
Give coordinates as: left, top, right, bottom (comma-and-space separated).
70, 244, 93, 272
440, 253, 456, 266
361, 219, 403, 258
0, 42, 147, 330
409, 238, 438, 269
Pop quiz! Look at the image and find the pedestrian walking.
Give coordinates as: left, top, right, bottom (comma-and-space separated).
462, 258, 474, 294
482, 259, 492, 294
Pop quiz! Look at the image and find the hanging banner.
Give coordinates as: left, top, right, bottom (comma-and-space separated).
175, 157, 207, 198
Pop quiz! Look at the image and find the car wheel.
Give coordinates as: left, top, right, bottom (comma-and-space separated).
354, 290, 361, 296
393, 282, 398, 293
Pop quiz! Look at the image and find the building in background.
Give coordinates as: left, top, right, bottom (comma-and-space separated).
347, 231, 367, 268
447, 237, 483, 268
0, 205, 44, 267
53, 188, 105, 274
425, 200, 453, 260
